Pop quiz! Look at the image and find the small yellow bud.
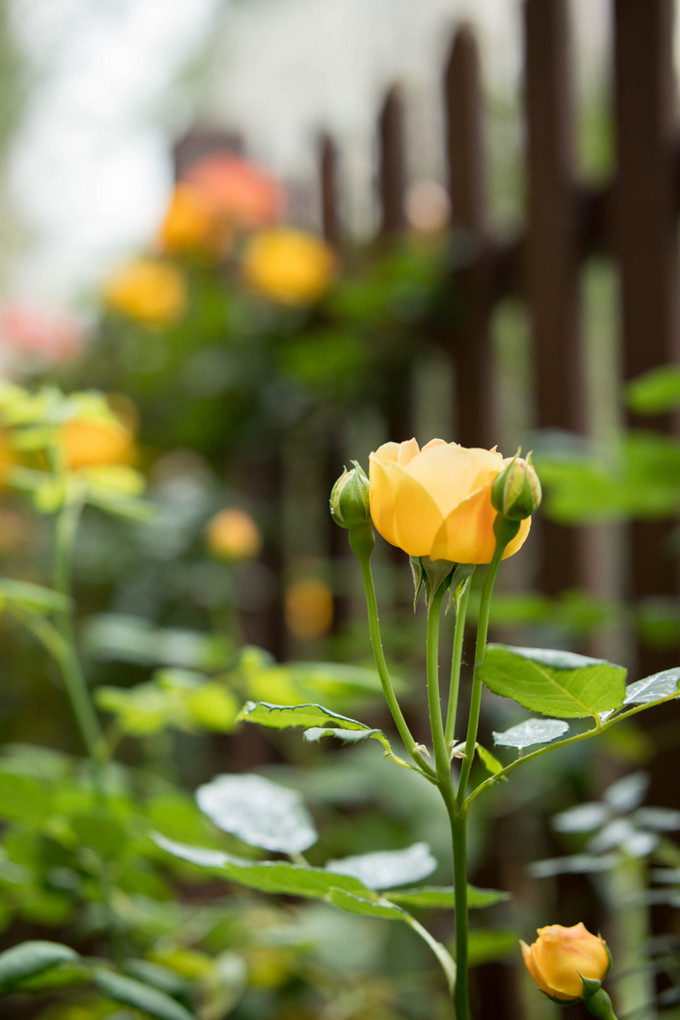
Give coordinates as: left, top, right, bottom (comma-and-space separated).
521, 923, 611, 1003
491, 454, 542, 521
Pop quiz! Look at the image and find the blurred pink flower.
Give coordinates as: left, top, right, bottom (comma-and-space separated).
183, 154, 284, 230
0, 303, 85, 364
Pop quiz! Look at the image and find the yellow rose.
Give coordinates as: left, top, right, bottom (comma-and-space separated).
206, 508, 262, 562
103, 259, 187, 327
521, 923, 610, 1002
241, 229, 335, 305
368, 438, 531, 564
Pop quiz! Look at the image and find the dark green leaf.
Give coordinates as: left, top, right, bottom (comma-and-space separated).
479, 645, 626, 719
196, 773, 317, 854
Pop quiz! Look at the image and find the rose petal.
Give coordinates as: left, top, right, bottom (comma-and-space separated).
369, 455, 443, 557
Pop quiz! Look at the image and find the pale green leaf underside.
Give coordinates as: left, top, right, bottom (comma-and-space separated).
324, 843, 436, 890
196, 773, 317, 854
624, 668, 680, 705
479, 645, 626, 719
493, 718, 569, 749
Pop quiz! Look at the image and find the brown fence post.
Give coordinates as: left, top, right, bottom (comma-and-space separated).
524, 0, 586, 595
444, 25, 496, 449
319, 132, 341, 250
612, 0, 680, 673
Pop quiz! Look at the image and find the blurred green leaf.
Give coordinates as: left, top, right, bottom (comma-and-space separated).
627, 365, 680, 414
94, 968, 194, 1020
386, 885, 509, 909
0, 941, 80, 992
0, 579, 69, 615
479, 645, 626, 719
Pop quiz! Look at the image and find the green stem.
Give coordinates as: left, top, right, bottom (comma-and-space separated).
425, 586, 471, 1019
357, 550, 438, 781
456, 546, 504, 807
445, 576, 472, 745
426, 586, 450, 778
451, 807, 470, 1020
52, 487, 104, 765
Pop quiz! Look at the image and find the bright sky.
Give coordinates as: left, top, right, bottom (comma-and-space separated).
5, 0, 613, 309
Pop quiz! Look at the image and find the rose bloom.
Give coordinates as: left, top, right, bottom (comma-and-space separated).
61, 416, 134, 471
183, 154, 284, 230
206, 508, 262, 563
241, 229, 335, 305
102, 259, 187, 327
157, 183, 229, 258
521, 923, 610, 1002
368, 438, 531, 564
0, 303, 85, 364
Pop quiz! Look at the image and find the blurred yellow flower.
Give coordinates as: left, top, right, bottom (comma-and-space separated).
206, 508, 262, 562
103, 259, 187, 327
157, 183, 229, 258
369, 438, 531, 565
521, 923, 610, 1002
62, 415, 134, 471
284, 577, 333, 640
242, 229, 335, 305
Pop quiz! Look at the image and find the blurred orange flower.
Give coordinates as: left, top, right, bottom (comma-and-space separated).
61, 415, 135, 471
157, 183, 229, 258
284, 577, 334, 640
103, 259, 187, 327
183, 154, 284, 230
206, 508, 262, 562
242, 229, 335, 305
0, 303, 85, 364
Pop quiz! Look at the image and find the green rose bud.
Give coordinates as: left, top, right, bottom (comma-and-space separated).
330, 462, 371, 529
491, 453, 542, 521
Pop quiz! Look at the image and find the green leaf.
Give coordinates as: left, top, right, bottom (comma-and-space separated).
94, 968, 194, 1020
0, 941, 80, 991
153, 834, 371, 899
493, 718, 570, 749
476, 743, 503, 775
302, 725, 417, 772
479, 645, 626, 719
240, 701, 369, 732
0, 579, 70, 615
624, 667, 680, 706
627, 365, 680, 414
324, 843, 436, 890
386, 885, 509, 909
327, 887, 408, 920
196, 773, 317, 853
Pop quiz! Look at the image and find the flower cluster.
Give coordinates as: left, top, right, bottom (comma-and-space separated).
102, 153, 336, 328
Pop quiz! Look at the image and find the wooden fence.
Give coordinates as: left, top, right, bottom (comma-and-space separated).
311, 0, 680, 674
